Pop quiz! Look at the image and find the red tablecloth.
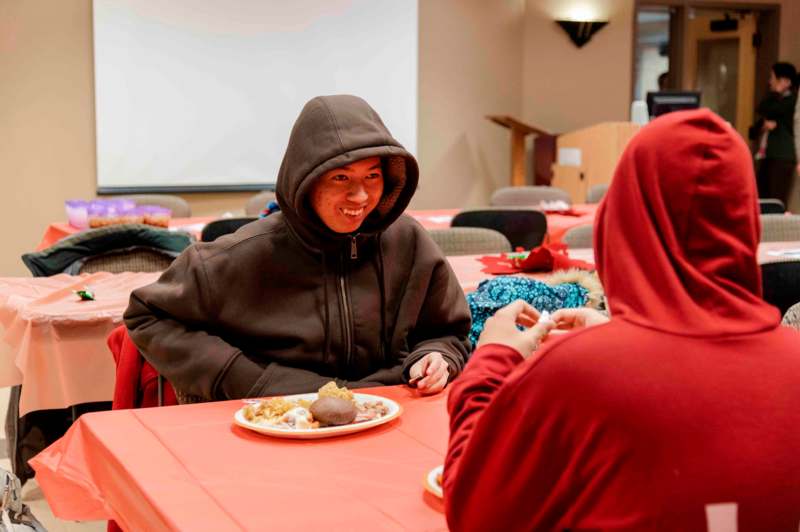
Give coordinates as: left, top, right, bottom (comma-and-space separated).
38, 214, 456, 250
447, 249, 595, 291
544, 204, 598, 242
31, 386, 448, 531
407, 205, 598, 242
0, 254, 546, 416
6, 243, 796, 416
36, 217, 217, 251
37, 207, 599, 251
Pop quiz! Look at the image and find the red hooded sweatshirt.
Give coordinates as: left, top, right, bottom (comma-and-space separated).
445, 110, 800, 531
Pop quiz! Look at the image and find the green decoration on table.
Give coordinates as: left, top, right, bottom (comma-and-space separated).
75, 289, 95, 301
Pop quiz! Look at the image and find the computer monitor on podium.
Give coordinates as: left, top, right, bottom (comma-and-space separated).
646, 91, 701, 119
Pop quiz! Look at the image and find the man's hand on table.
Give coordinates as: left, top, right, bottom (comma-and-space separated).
409, 352, 450, 395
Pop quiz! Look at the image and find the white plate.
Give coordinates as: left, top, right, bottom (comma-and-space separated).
233, 393, 402, 439
767, 248, 800, 257
424, 465, 444, 498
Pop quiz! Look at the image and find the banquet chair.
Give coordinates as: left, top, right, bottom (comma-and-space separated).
586, 184, 609, 204
490, 186, 571, 207
760, 214, 800, 242
761, 261, 800, 315
562, 224, 594, 249
245, 191, 277, 216
21, 224, 194, 276
759, 198, 786, 215
427, 228, 511, 256
781, 301, 800, 330
110, 194, 192, 218
10, 225, 194, 485
451, 208, 547, 249
108, 325, 204, 410
201, 217, 258, 242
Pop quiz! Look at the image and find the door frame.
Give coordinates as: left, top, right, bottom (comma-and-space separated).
632, 0, 781, 134
684, 11, 757, 137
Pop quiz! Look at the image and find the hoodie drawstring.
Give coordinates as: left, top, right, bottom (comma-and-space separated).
321, 253, 331, 365
375, 234, 389, 365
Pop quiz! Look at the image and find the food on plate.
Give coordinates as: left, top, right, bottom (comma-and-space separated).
282, 407, 318, 429
356, 401, 390, 422
436, 471, 443, 489
241, 381, 390, 430
309, 396, 357, 426
317, 381, 354, 402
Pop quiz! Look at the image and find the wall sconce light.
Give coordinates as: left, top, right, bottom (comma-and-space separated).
555, 20, 608, 48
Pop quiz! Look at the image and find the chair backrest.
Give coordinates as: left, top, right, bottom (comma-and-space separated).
79, 248, 175, 273
451, 208, 547, 249
21, 224, 194, 277
760, 214, 800, 242
201, 217, 258, 242
759, 198, 786, 215
490, 186, 571, 207
586, 184, 608, 204
762, 261, 800, 315
562, 224, 594, 248
427, 228, 511, 256
781, 301, 800, 330
244, 191, 277, 216
115, 194, 192, 218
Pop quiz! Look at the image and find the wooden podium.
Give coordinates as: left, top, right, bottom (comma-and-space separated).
551, 122, 640, 203
487, 116, 553, 187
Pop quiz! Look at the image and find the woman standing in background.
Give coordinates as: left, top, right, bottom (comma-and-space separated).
754, 62, 797, 206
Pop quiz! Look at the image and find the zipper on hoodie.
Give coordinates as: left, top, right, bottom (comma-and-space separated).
350, 235, 358, 259
338, 254, 354, 370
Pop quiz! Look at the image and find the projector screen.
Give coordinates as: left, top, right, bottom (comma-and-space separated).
93, 0, 418, 193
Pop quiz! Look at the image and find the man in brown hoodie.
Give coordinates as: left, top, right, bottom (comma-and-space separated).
124, 95, 471, 400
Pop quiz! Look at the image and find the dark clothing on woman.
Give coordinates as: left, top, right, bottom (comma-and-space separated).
757, 91, 797, 161
755, 90, 797, 204
757, 158, 796, 204
124, 96, 471, 400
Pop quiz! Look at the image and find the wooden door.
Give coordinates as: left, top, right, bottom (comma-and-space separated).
682, 11, 757, 138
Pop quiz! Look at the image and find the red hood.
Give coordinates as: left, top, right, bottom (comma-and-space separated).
594, 109, 780, 336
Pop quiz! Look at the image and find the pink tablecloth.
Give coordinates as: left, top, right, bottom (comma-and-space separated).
31, 386, 448, 531
0, 272, 159, 415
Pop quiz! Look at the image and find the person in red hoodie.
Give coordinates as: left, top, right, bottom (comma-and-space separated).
445, 109, 800, 531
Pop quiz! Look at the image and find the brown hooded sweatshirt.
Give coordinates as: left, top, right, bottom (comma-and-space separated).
124, 95, 471, 400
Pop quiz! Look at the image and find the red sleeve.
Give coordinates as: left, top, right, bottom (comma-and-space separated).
445, 343, 523, 485
444, 344, 574, 531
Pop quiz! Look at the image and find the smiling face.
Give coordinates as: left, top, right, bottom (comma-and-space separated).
310, 157, 384, 233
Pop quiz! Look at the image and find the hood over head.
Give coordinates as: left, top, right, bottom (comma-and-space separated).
275, 95, 419, 248
594, 109, 780, 336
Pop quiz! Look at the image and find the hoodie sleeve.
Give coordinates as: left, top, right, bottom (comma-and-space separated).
443, 344, 567, 531
402, 243, 472, 380
125, 246, 353, 400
